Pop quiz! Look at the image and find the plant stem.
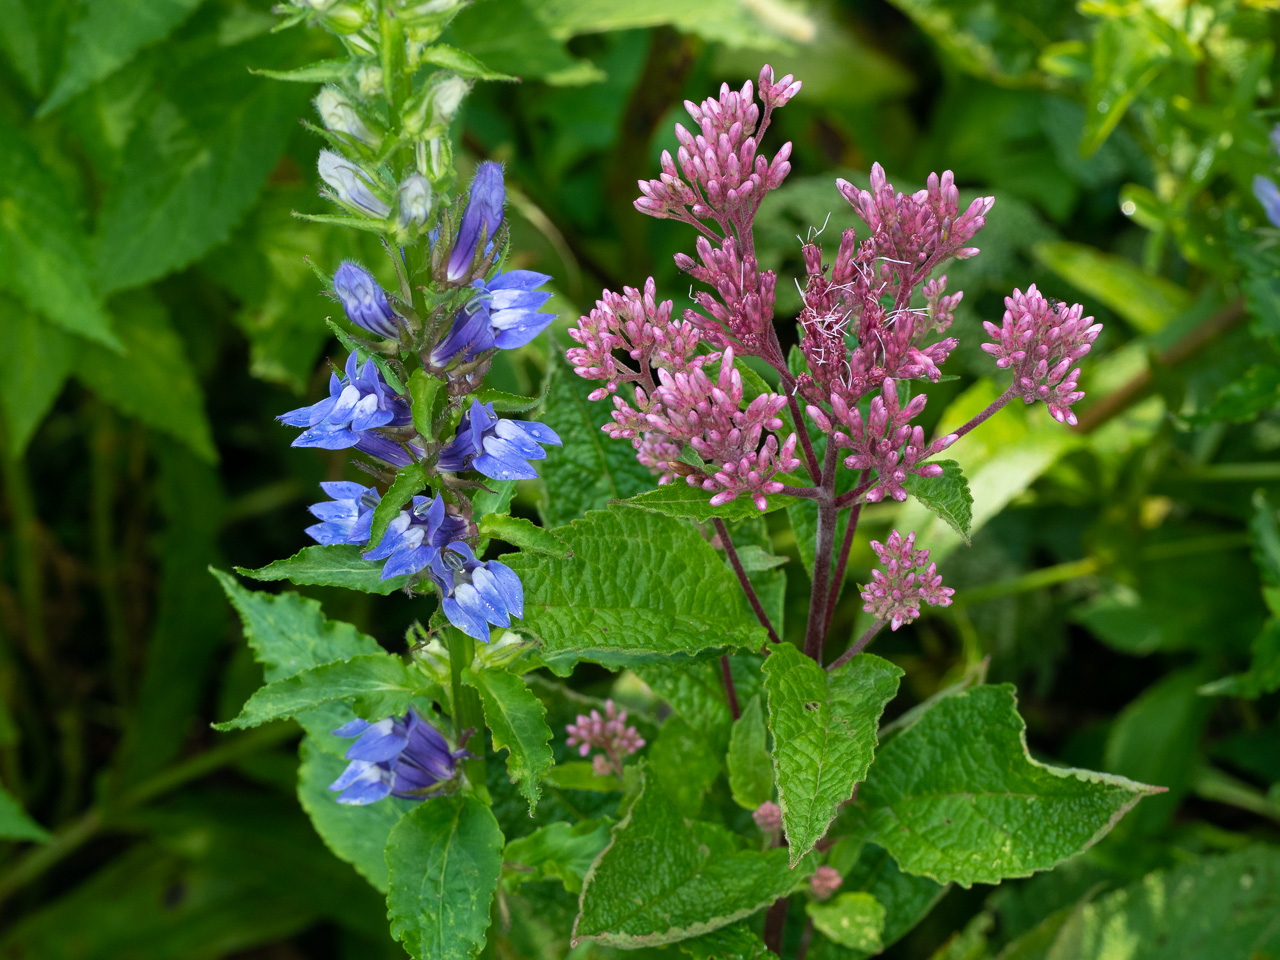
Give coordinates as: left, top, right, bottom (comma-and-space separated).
821, 485, 866, 638
796, 919, 815, 960
763, 891, 790, 955
803, 442, 839, 661
826, 620, 887, 671
833, 476, 876, 510
89, 402, 131, 705
713, 518, 782, 644
1, 448, 48, 670
942, 386, 1015, 446
447, 629, 488, 799
719, 655, 741, 720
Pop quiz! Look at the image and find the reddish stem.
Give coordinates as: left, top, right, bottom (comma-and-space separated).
821, 475, 867, 637
826, 620, 887, 671
719, 655, 741, 720
712, 518, 782, 644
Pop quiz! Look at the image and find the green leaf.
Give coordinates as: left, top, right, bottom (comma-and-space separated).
421, 43, 515, 81
543, 760, 621, 792
95, 37, 310, 293
474, 384, 548, 413
1201, 620, 1280, 699
538, 349, 654, 528
763, 645, 903, 865
1045, 847, 1280, 960
325, 318, 407, 393
573, 767, 806, 947
252, 58, 350, 83
0, 784, 48, 842
845, 684, 1159, 887
900, 461, 973, 544
386, 795, 504, 960
650, 715, 720, 816
638, 658, 736, 757
211, 569, 382, 681
1079, 15, 1171, 158
369, 463, 428, 549
806, 893, 885, 953
39, 0, 202, 115
0, 305, 72, 459
1033, 241, 1190, 335
618, 483, 799, 521
75, 291, 216, 462
296, 735, 416, 892
476, 514, 571, 558
727, 695, 773, 811
236, 544, 413, 596
503, 819, 612, 894
446, 0, 605, 86
410, 368, 443, 442
504, 505, 767, 668
1188, 364, 1280, 425
214, 654, 417, 730
0, 120, 120, 350
679, 923, 770, 960
464, 668, 553, 812
733, 545, 788, 573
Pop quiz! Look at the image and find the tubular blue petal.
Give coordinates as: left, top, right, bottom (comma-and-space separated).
442, 595, 492, 641
486, 561, 524, 619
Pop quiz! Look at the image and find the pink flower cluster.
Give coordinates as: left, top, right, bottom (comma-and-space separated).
565, 700, 644, 778
809, 865, 843, 901
752, 800, 782, 831
807, 379, 957, 503
983, 285, 1102, 426
859, 530, 954, 630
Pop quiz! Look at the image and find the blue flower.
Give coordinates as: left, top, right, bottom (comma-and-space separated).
279, 353, 416, 467
428, 542, 524, 642
437, 399, 561, 480
1255, 175, 1280, 228
446, 161, 504, 282
328, 709, 470, 805
318, 150, 390, 219
430, 269, 555, 366
363, 493, 468, 579
333, 261, 400, 339
306, 481, 381, 546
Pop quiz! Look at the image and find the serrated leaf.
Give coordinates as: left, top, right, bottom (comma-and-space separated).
619, 483, 799, 521
637, 658, 735, 756
296, 735, 415, 892
476, 514, 570, 558
236, 544, 413, 596
0, 305, 72, 458
211, 568, 382, 681
727, 695, 773, 810
0, 120, 120, 350
410, 368, 442, 442
464, 668, 553, 812
39, 0, 201, 115
0, 784, 48, 842
806, 893, 885, 952
1046, 847, 1280, 960
504, 505, 767, 668
763, 645, 903, 865
215, 654, 417, 730
420, 43, 516, 81
369, 463, 428, 549
573, 767, 806, 947
846, 684, 1160, 887
474, 384, 548, 413
95, 37, 309, 293
734, 545, 788, 573
503, 819, 612, 894
901, 460, 973, 544
679, 923, 769, 960
650, 715, 719, 816
386, 795, 504, 960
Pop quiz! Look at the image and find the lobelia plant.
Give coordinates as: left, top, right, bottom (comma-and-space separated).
214, 5, 1164, 959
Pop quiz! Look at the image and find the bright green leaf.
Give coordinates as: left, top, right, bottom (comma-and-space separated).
464, 668, 554, 812
763, 645, 903, 865
806, 893, 885, 952
474, 384, 548, 413
252, 59, 350, 83
503, 819, 612, 894
1079, 15, 1171, 158
386, 795, 504, 960
476, 514, 571, 558
678, 923, 769, 960
369, 463, 429, 550
543, 760, 620, 792
900, 460, 973, 544
0, 305, 72, 459
421, 43, 515, 81
236, 544, 413, 596
409, 368, 442, 442
1033, 240, 1190, 335
727, 695, 773, 811
619, 483, 799, 521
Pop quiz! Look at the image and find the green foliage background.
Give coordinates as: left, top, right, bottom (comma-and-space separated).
1, 0, 1279, 957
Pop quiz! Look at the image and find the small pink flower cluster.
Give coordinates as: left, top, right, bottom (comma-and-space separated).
752, 800, 782, 832
809, 865, 843, 901
565, 700, 644, 778
860, 530, 955, 630
807, 379, 957, 503
983, 284, 1102, 426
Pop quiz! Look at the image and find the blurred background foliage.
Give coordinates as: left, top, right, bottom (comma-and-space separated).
1, 0, 1280, 957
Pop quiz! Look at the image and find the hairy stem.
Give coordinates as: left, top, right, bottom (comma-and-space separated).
833, 475, 877, 510
827, 620, 887, 671
719, 655, 741, 720
821, 474, 868, 637
713, 518, 781, 644
803, 441, 840, 661
943, 385, 1015, 445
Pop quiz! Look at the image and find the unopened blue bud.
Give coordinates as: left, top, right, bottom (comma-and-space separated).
333, 261, 400, 338
446, 161, 504, 282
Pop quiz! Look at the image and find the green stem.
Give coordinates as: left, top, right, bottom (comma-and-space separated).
447, 629, 488, 800
89, 402, 131, 705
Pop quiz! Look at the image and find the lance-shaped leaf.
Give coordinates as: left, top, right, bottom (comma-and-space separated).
386, 795, 504, 960
805, 893, 885, 952
464, 668, 554, 812
763, 645, 903, 865
409, 368, 443, 442
573, 768, 806, 948
214, 654, 418, 730
727, 695, 773, 810
236, 545, 413, 596
368, 463, 429, 548
845, 684, 1160, 887
0, 785, 48, 842
476, 514, 571, 558
504, 506, 767, 667
900, 460, 973, 544
619, 484, 799, 521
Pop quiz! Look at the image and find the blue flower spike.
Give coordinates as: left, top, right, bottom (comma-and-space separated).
437, 399, 561, 481
428, 542, 524, 642
306, 482, 381, 546
446, 161, 505, 283
363, 493, 468, 579
333, 261, 401, 339
328, 709, 470, 805
430, 269, 555, 367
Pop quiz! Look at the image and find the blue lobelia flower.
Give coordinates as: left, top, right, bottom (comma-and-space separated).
446, 161, 504, 283
328, 708, 470, 805
306, 481, 381, 546
436, 399, 561, 481
430, 269, 555, 366
279, 352, 417, 467
1255, 174, 1280, 229
363, 493, 469, 579
428, 541, 524, 642
318, 150, 390, 219
333, 261, 401, 339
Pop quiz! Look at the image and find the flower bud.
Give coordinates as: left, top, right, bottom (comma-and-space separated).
446, 161, 504, 282
752, 801, 782, 832
404, 72, 471, 139
398, 0, 466, 27
355, 63, 383, 98
315, 86, 378, 147
333, 261, 400, 338
810, 866, 842, 901
397, 174, 434, 230
318, 150, 390, 218
319, 2, 369, 33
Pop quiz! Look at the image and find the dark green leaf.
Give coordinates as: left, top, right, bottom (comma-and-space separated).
464, 668, 554, 812
0, 305, 73, 458
421, 44, 515, 81
476, 514, 571, 558
369, 463, 428, 549
385, 795, 504, 960
727, 695, 773, 811
503, 819, 612, 894
900, 460, 973, 544
0, 784, 48, 841
237, 544, 413, 596
618, 483, 800, 521
679, 923, 769, 960
543, 760, 620, 792
649, 715, 720, 816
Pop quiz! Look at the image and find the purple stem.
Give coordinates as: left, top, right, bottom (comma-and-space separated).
720, 655, 741, 720
833, 476, 876, 510
712, 517, 782, 645
826, 620, 887, 671
802, 440, 839, 661
942, 385, 1016, 446
821, 474, 867, 637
